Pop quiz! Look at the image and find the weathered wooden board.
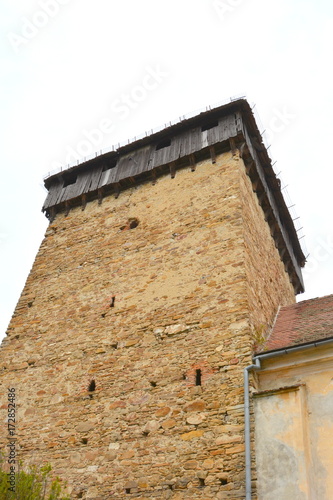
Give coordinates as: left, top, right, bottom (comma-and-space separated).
152, 138, 181, 169
43, 179, 63, 210
206, 124, 220, 147
74, 170, 91, 197
99, 166, 117, 187
87, 164, 103, 193
114, 145, 153, 182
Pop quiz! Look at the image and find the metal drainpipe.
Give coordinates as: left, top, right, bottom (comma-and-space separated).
244, 359, 261, 500
244, 337, 333, 499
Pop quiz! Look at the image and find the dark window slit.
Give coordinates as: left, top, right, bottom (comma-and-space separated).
156, 138, 171, 150
195, 369, 202, 386
63, 174, 77, 187
88, 380, 96, 392
201, 121, 218, 132
199, 477, 205, 487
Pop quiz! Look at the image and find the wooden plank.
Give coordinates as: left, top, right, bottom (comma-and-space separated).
235, 111, 243, 134
61, 177, 81, 203
78, 170, 92, 195
115, 145, 152, 182
65, 200, 71, 216
42, 180, 62, 210
227, 113, 238, 137
244, 159, 254, 175
189, 128, 201, 154
88, 164, 103, 191
257, 192, 266, 205
140, 145, 155, 174
239, 142, 246, 159
229, 138, 237, 156
114, 183, 121, 199
49, 206, 56, 221
201, 130, 209, 149
218, 116, 230, 143
206, 124, 219, 146
189, 154, 196, 172
98, 187, 103, 205
114, 155, 133, 182
75, 170, 91, 197
169, 136, 181, 163
152, 142, 171, 168
99, 166, 117, 187
178, 130, 189, 157
169, 162, 176, 179
49, 176, 65, 207
56, 185, 67, 205
209, 146, 216, 164
219, 115, 237, 143
81, 193, 87, 211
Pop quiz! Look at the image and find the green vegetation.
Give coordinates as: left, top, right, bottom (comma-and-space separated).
253, 323, 267, 347
0, 460, 70, 500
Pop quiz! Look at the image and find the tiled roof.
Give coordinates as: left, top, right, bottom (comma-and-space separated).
262, 294, 333, 352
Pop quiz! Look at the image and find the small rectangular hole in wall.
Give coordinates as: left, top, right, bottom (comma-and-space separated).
102, 159, 117, 171
195, 369, 202, 386
88, 380, 96, 392
156, 138, 171, 150
201, 121, 218, 132
63, 173, 77, 187
125, 488, 131, 494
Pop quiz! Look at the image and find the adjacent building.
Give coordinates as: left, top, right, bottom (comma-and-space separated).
254, 294, 333, 500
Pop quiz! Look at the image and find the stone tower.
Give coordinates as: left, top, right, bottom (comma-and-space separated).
0, 99, 304, 499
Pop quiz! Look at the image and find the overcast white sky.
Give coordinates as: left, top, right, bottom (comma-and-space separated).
1, 0, 332, 342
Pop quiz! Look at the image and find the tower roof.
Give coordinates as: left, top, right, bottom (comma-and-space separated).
42, 99, 305, 293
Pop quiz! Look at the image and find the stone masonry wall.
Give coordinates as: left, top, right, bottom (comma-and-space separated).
0, 150, 295, 499
239, 160, 296, 344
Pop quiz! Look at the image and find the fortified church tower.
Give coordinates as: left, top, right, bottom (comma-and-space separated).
0, 99, 304, 499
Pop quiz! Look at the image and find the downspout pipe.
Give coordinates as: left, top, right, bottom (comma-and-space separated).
244, 358, 261, 500
244, 336, 333, 499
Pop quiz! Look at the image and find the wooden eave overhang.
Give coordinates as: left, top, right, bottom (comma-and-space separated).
42, 99, 305, 294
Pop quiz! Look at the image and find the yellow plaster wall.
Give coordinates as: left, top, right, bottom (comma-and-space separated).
255, 347, 333, 500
